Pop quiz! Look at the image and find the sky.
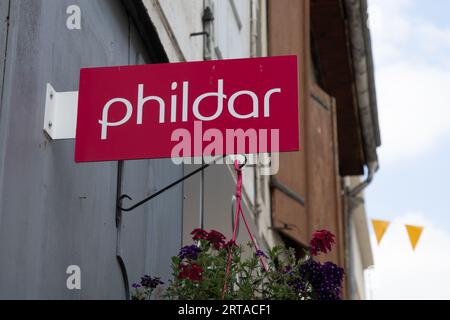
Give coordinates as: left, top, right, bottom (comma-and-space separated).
365, 0, 450, 299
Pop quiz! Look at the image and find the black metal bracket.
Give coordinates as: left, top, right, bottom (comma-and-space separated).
117, 155, 247, 213
190, 31, 209, 38
190, 7, 214, 38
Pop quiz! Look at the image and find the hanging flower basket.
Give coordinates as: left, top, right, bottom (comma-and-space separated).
132, 228, 344, 300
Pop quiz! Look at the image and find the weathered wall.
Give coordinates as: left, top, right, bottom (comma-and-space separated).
0, 0, 8, 103
268, 0, 345, 270
268, 0, 310, 245
0, 0, 182, 299
141, 0, 204, 62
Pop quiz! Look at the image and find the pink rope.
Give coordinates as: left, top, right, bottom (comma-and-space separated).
239, 204, 269, 272
221, 160, 268, 300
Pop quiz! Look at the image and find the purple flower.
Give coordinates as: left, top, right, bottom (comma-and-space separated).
282, 265, 308, 295
298, 260, 344, 300
255, 250, 268, 259
320, 262, 345, 299
140, 275, 164, 289
283, 265, 294, 276
178, 245, 202, 260
287, 278, 307, 294
132, 283, 141, 289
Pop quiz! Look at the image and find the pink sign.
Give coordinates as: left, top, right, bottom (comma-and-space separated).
75, 55, 299, 162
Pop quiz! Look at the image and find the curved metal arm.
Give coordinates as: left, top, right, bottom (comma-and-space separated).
118, 163, 212, 212
117, 155, 247, 212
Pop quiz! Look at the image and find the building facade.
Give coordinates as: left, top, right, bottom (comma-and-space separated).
0, 0, 379, 299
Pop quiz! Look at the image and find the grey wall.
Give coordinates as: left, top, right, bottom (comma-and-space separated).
0, 0, 9, 105
0, 0, 182, 299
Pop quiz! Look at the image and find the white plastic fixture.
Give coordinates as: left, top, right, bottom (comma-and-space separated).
43, 83, 78, 140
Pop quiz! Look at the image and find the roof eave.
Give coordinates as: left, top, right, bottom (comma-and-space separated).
344, 0, 381, 167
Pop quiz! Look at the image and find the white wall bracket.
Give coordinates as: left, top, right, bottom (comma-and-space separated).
44, 83, 78, 140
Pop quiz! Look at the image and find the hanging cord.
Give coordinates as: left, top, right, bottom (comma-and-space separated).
221, 160, 268, 300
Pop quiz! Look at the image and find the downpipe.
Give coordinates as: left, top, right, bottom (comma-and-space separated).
345, 160, 378, 299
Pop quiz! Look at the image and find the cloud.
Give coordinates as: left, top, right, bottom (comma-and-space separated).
369, 0, 450, 67
368, 0, 450, 165
368, 0, 414, 64
366, 213, 450, 299
375, 64, 450, 164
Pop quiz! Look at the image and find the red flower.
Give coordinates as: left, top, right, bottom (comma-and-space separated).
223, 240, 237, 250
178, 263, 204, 282
310, 230, 336, 256
206, 230, 226, 249
190, 229, 227, 249
191, 228, 208, 241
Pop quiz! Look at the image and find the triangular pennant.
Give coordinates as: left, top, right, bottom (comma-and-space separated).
372, 219, 390, 245
405, 225, 424, 251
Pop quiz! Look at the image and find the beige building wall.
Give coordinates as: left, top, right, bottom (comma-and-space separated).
347, 176, 375, 300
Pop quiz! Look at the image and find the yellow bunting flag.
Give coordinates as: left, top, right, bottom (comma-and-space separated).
405, 225, 424, 251
372, 219, 390, 245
